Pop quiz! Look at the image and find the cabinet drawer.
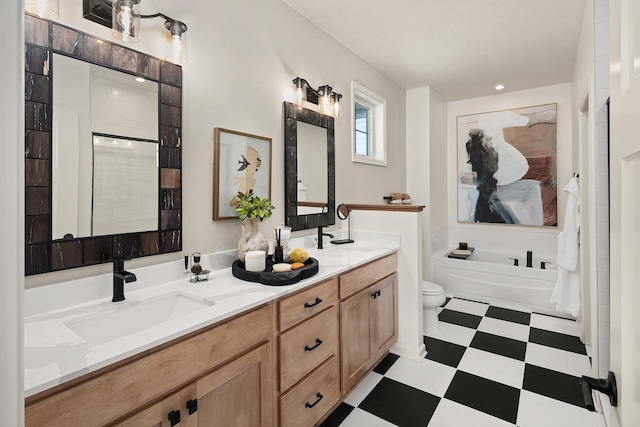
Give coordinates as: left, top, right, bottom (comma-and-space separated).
279, 355, 340, 427
279, 305, 339, 392
278, 278, 338, 331
340, 253, 396, 299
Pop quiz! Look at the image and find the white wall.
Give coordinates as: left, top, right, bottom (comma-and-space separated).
1, 1, 24, 425
406, 86, 447, 280
26, 0, 407, 287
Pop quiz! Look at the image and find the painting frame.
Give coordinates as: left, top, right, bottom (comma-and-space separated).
213, 128, 272, 220
456, 103, 558, 227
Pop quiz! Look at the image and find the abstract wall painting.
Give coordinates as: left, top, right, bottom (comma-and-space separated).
457, 104, 557, 227
213, 128, 272, 220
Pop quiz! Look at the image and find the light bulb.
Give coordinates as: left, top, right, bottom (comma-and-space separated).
117, 6, 134, 31
332, 99, 340, 117
112, 0, 140, 42
169, 35, 182, 64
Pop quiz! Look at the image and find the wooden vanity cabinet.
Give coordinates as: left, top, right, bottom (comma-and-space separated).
25, 305, 274, 427
340, 254, 398, 393
276, 277, 341, 427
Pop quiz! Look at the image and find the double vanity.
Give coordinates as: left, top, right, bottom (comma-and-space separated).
25, 239, 400, 426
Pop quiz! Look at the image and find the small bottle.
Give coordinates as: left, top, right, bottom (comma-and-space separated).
274, 245, 284, 263
191, 252, 203, 274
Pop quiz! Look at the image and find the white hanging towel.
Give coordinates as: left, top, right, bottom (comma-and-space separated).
550, 177, 581, 317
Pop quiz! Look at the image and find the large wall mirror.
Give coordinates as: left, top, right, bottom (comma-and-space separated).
24, 14, 183, 275
283, 102, 335, 231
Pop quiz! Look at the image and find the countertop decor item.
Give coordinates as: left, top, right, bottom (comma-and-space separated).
231, 257, 319, 286
447, 247, 475, 260
331, 203, 355, 245
245, 250, 266, 272
235, 193, 275, 262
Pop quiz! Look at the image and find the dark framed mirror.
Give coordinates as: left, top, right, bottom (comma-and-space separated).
283, 101, 335, 231
24, 14, 182, 275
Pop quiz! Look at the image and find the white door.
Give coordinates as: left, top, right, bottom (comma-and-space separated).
608, 0, 640, 425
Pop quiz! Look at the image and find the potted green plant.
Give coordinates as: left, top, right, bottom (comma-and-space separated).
235, 193, 275, 262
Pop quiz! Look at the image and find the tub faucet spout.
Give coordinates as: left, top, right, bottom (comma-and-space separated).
526, 251, 533, 268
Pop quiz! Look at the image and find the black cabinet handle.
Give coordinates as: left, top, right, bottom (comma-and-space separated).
304, 297, 323, 308
168, 409, 181, 426
304, 338, 323, 351
371, 291, 377, 299
186, 398, 198, 415
305, 392, 324, 409
376, 290, 381, 297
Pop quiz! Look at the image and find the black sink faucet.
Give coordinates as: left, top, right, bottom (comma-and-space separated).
112, 258, 137, 302
317, 225, 334, 249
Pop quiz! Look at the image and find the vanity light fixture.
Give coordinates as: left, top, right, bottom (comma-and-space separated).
83, 0, 188, 64
25, 0, 60, 19
292, 77, 342, 118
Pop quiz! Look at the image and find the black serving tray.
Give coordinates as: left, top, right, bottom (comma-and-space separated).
231, 257, 319, 286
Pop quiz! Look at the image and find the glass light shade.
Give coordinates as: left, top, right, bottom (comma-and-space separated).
112, 0, 140, 43
166, 32, 187, 65
294, 79, 306, 106
25, 0, 59, 19
318, 87, 332, 115
332, 98, 340, 117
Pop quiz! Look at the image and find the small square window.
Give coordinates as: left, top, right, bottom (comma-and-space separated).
351, 82, 386, 166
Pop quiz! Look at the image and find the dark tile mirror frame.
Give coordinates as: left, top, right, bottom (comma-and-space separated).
24, 14, 182, 275
283, 101, 335, 231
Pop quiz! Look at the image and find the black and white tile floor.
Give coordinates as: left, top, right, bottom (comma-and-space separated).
321, 297, 604, 427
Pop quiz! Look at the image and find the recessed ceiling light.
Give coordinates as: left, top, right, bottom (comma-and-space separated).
135, 77, 146, 83
494, 84, 506, 91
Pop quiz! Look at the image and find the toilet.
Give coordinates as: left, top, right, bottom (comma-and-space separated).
422, 281, 446, 336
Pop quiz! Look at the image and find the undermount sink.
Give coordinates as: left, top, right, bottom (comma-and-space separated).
64, 292, 215, 346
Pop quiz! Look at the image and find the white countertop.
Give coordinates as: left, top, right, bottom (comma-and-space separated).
24, 234, 399, 397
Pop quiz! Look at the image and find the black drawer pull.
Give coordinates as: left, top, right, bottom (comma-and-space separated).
186, 398, 198, 415
304, 297, 323, 308
305, 392, 324, 409
304, 338, 323, 351
168, 409, 181, 426
371, 289, 382, 299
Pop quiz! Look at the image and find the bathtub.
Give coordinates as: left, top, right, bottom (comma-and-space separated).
432, 249, 563, 316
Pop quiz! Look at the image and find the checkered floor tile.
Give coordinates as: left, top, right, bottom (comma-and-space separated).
321, 297, 604, 427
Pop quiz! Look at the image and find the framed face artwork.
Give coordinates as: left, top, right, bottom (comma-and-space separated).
213, 128, 272, 220
457, 104, 558, 227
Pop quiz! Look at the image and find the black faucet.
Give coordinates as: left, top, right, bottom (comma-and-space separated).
526, 251, 533, 268
317, 225, 334, 249
112, 258, 137, 302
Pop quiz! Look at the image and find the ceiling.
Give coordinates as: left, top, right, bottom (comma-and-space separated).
281, 0, 588, 101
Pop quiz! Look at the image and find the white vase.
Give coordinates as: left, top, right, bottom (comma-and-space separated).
237, 217, 269, 262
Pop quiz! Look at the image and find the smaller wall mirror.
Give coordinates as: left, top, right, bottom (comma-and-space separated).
283, 102, 335, 231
